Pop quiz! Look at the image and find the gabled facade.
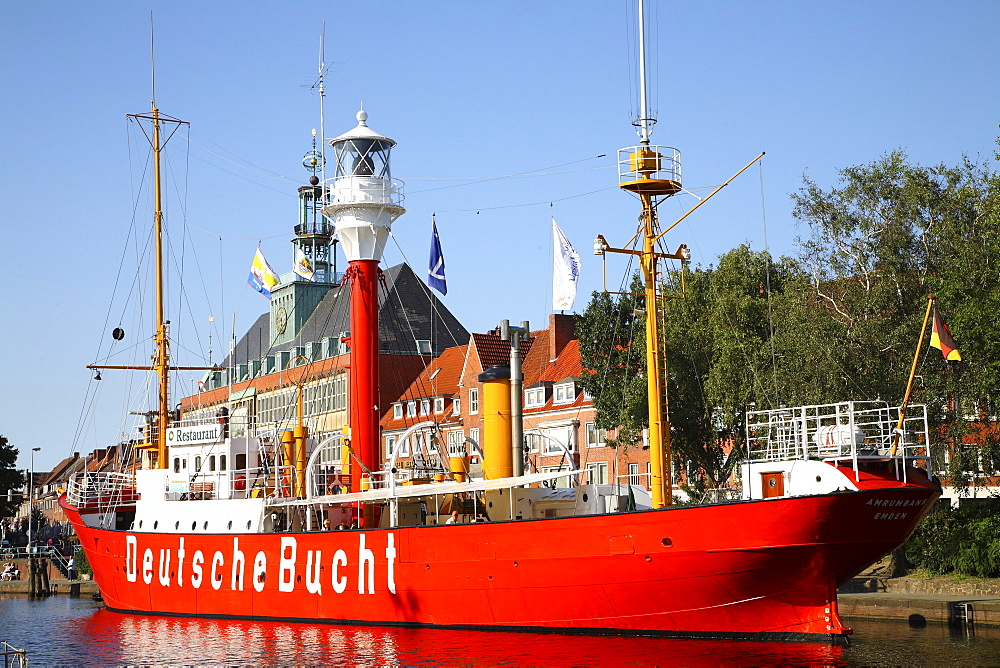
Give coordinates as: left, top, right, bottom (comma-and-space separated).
380, 314, 655, 490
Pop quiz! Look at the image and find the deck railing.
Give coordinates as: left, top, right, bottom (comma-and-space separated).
746, 400, 930, 465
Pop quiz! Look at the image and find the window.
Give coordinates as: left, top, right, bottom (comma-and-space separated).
542, 425, 575, 454
628, 463, 640, 486
173, 458, 181, 473
452, 397, 461, 416
421, 399, 430, 415
407, 401, 417, 417
469, 429, 480, 455
586, 422, 605, 448
393, 404, 403, 419
220, 454, 227, 471
385, 436, 397, 459
586, 462, 609, 485
468, 388, 479, 414
525, 387, 546, 408
434, 397, 445, 414
524, 433, 540, 453
195, 456, 203, 472
541, 465, 572, 488
209, 456, 216, 472
446, 430, 465, 456
235, 453, 247, 470
554, 382, 576, 404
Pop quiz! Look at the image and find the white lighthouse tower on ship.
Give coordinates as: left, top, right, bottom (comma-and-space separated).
321, 108, 405, 495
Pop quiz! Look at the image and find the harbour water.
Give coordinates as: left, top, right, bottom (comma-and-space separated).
3, 596, 1000, 665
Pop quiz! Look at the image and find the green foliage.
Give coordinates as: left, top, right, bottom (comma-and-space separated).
577, 274, 647, 450
73, 546, 93, 577
579, 146, 1000, 502
0, 435, 22, 518
905, 501, 1000, 577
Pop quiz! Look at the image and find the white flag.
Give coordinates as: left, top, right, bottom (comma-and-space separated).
552, 218, 580, 311
293, 247, 316, 281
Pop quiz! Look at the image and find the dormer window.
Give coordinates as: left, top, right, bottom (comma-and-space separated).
421, 399, 430, 415
554, 382, 576, 404
434, 397, 445, 413
393, 404, 403, 419
406, 401, 416, 417
525, 387, 546, 408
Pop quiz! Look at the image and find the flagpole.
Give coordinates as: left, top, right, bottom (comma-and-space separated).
891, 295, 935, 456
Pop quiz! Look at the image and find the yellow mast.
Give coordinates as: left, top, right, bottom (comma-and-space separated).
596, 1, 764, 508
89, 103, 222, 469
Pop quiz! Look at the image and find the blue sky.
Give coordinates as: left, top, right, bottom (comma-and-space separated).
2, 0, 998, 471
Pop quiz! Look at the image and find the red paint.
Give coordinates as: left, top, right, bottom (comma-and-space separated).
344, 260, 381, 490
62, 474, 938, 642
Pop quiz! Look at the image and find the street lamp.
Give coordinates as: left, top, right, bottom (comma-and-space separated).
28, 447, 40, 554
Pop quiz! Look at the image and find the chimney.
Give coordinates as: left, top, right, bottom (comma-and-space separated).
549, 313, 576, 361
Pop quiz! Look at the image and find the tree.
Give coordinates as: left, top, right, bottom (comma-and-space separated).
577, 274, 648, 452
792, 150, 1000, 484
0, 435, 23, 518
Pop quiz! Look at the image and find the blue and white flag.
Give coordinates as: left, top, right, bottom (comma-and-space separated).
247, 247, 280, 299
552, 218, 580, 311
428, 219, 447, 295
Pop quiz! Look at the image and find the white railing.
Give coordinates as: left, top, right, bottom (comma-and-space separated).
746, 401, 930, 465
67, 471, 138, 508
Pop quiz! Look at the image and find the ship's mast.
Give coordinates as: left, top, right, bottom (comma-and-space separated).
89, 103, 221, 468
596, 0, 685, 508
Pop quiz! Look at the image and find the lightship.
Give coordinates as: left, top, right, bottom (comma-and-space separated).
62, 4, 940, 642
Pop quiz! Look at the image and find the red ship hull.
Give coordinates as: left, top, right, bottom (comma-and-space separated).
62, 484, 938, 642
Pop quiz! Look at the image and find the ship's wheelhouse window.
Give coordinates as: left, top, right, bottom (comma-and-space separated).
220, 454, 227, 471
209, 455, 216, 472
173, 458, 181, 473
182, 458, 187, 470
195, 455, 202, 471
235, 453, 247, 470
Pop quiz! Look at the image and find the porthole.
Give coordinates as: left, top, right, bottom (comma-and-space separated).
513, 561, 519, 567
228, 521, 233, 530
153, 521, 158, 530
175, 521, 180, 530
582, 493, 589, 503
661, 538, 673, 548
192, 522, 197, 531
247, 520, 252, 530
645, 555, 652, 562
488, 501, 493, 508
138, 520, 143, 529
203, 521, 208, 530
816, 475, 822, 483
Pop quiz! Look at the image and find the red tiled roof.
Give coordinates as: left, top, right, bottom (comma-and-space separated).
471, 332, 533, 371
395, 345, 467, 402
380, 345, 468, 431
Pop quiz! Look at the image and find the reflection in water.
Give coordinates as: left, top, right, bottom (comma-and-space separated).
5, 597, 1000, 666
82, 608, 847, 666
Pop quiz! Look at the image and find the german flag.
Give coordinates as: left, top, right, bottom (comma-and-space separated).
930, 308, 961, 361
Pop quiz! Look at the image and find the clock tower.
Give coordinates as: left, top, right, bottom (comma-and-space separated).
269, 131, 340, 347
